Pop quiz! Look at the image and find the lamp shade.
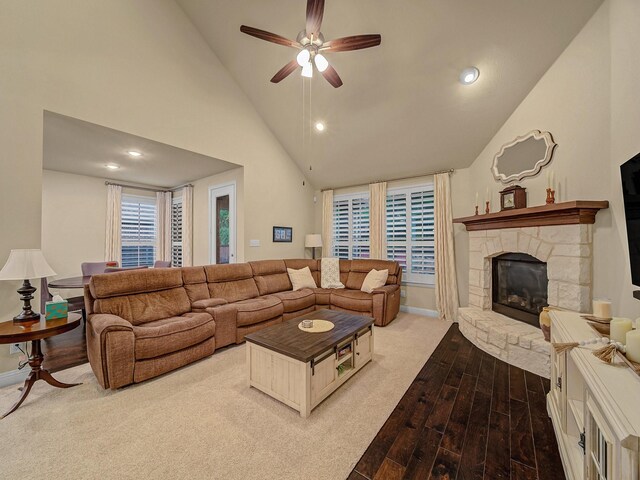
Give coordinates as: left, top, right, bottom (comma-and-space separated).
305, 234, 323, 248
0, 249, 56, 280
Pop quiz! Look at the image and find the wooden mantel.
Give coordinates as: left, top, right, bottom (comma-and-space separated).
453, 200, 609, 231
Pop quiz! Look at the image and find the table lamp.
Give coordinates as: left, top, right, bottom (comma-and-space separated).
305, 234, 323, 259
0, 249, 56, 323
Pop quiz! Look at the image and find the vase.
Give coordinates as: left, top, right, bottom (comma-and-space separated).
539, 307, 552, 342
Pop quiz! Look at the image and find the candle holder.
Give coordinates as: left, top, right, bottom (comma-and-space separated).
485, 201, 490, 214
546, 188, 555, 204
474, 205, 479, 216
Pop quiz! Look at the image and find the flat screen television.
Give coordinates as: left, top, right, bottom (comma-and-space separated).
620, 152, 640, 287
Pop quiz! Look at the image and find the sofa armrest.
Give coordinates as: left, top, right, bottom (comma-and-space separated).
86, 314, 135, 390
372, 284, 400, 295
192, 298, 228, 310
202, 304, 238, 348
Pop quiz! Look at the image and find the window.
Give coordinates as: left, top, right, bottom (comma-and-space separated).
386, 185, 435, 284
121, 195, 156, 267
171, 196, 183, 267
332, 193, 370, 259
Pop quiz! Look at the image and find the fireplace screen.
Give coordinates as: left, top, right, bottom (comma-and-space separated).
492, 253, 548, 328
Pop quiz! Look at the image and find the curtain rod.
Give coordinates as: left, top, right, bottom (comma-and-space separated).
320, 168, 454, 192
104, 181, 193, 193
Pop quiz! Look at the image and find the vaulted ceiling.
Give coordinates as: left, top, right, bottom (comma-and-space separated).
177, 0, 603, 189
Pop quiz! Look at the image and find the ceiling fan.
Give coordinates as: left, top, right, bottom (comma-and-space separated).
240, 0, 381, 88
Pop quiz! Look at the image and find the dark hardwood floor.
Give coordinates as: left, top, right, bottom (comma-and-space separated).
34, 319, 565, 480
350, 324, 565, 480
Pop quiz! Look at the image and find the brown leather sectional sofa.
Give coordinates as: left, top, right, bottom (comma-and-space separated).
84, 258, 402, 389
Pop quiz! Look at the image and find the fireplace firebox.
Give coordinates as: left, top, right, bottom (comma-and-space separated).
492, 253, 548, 328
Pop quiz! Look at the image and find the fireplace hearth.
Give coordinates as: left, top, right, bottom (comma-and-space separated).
492, 253, 548, 328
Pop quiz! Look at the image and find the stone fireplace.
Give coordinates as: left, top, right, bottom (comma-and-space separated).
454, 201, 608, 378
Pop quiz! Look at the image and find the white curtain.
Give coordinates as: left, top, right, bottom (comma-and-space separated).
105, 184, 122, 264
322, 190, 334, 258
369, 182, 387, 259
156, 192, 172, 263
181, 185, 193, 266
434, 173, 459, 322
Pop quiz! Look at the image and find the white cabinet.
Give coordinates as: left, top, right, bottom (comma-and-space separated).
548, 311, 640, 480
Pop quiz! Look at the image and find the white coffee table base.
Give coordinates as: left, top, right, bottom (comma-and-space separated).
246, 327, 373, 417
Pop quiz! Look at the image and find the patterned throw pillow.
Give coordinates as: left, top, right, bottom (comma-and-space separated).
361, 269, 389, 293
287, 267, 317, 291
320, 257, 345, 289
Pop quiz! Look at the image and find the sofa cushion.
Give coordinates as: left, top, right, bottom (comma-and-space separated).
250, 260, 292, 295
313, 288, 332, 305
287, 267, 317, 291
90, 268, 183, 298
349, 259, 401, 285
181, 266, 209, 303
205, 263, 253, 282
272, 288, 315, 313
330, 289, 374, 313
93, 287, 192, 326
192, 298, 228, 309
361, 269, 389, 293
132, 312, 215, 360
235, 296, 284, 327
205, 264, 260, 303
284, 259, 320, 285
339, 260, 352, 286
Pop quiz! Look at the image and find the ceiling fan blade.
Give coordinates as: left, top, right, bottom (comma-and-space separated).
240, 25, 299, 48
321, 65, 343, 88
305, 0, 325, 38
271, 60, 300, 83
322, 34, 382, 52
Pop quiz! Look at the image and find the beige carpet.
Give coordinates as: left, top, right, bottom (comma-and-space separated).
0, 313, 451, 480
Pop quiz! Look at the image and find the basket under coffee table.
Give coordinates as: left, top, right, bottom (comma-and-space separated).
245, 309, 374, 417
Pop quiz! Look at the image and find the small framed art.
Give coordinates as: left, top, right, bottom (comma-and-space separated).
273, 226, 293, 243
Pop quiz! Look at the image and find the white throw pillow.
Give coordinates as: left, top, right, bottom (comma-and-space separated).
320, 257, 345, 289
361, 269, 389, 293
287, 267, 317, 291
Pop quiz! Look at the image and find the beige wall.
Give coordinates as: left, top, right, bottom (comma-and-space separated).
0, 0, 314, 373
453, 0, 640, 319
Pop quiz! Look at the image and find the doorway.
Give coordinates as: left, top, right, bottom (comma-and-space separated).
209, 183, 236, 264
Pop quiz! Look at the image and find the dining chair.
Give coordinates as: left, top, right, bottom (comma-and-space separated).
41, 278, 86, 323
81, 261, 118, 276
153, 260, 171, 268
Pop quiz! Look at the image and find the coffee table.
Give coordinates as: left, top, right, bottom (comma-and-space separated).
0, 313, 82, 418
245, 309, 374, 417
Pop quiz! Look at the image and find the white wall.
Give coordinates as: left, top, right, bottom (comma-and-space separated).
0, 0, 315, 373
453, 0, 640, 319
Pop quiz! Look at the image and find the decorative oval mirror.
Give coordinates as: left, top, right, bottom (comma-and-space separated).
491, 130, 557, 184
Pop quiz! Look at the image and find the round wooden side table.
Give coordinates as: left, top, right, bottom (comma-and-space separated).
0, 312, 82, 419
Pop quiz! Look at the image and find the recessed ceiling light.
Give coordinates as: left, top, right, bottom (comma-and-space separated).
459, 67, 480, 85
127, 150, 142, 157
315, 122, 325, 132
105, 164, 120, 170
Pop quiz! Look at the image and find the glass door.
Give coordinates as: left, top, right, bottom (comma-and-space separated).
209, 183, 236, 264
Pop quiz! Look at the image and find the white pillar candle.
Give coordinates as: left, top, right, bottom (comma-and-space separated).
593, 299, 612, 319
626, 330, 640, 363
485, 187, 489, 203
475, 192, 479, 206
550, 171, 555, 190
610, 318, 633, 344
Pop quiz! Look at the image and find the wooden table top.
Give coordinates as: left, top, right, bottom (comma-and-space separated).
0, 313, 82, 343
48, 276, 91, 289
244, 309, 374, 363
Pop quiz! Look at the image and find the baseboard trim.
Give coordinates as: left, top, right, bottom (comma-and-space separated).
400, 306, 439, 318
0, 368, 28, 388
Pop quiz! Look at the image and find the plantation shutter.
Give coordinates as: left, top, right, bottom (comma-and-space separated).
121, 195, 157, 267
171, 198, 183, 267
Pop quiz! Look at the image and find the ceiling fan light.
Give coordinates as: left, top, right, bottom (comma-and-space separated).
296, 48, 311, 67
314, 54, 329, 72
301, 62, 313, 78
459, 67, 480, 85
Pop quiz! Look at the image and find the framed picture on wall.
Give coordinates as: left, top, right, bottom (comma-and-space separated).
273, 226, 293, 243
